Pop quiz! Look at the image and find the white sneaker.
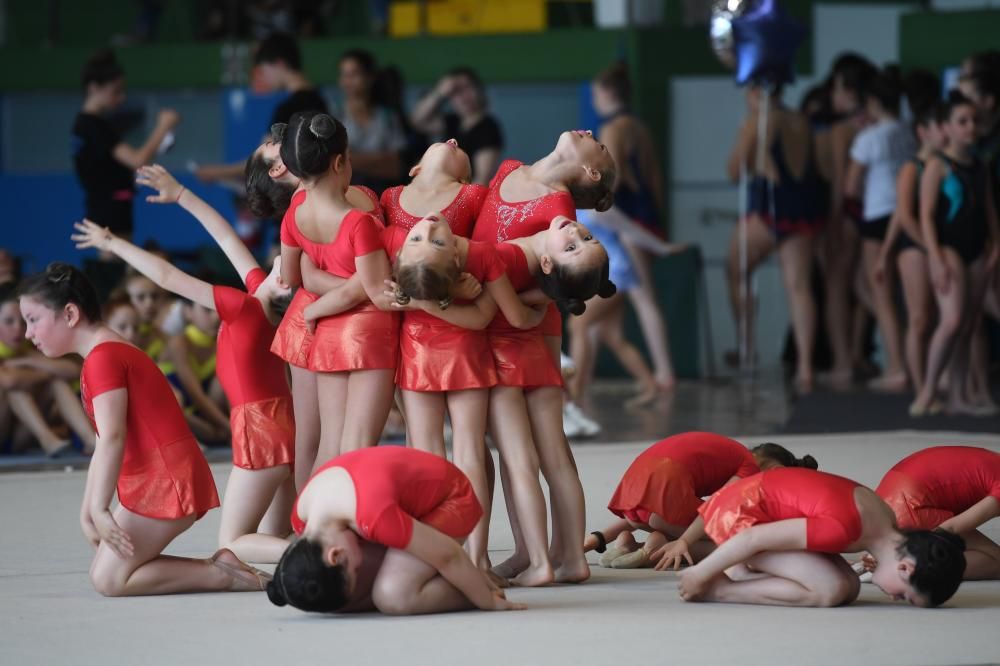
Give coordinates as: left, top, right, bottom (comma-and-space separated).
564, 402, 600, 437
560, 352, 575, 372
562, 403, 585, 438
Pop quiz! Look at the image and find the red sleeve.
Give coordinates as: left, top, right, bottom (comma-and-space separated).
244, 267, 267, 295
279, 214, 298, 247
82, 346, 128, 400
479, 243, 507, 283
213, 285, 249, 323
350, 212, 386, 257
368, 504, 414, 550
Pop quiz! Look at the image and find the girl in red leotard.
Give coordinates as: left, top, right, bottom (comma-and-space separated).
75, 201, 296, 564
278, 111, 398, 473
875, 446, 1000, 580
679, 468, 966, 607
268, 447, 524, 615
19, 263, 268, 595
245, 123, 384, 491
583, 433, 817, 570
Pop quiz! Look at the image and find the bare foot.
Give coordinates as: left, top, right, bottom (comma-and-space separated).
510, 563, 555, 587
485, 568, 510, 589
210, 548, 271, 592
655, 373, 677, 392
725, 563, 767, 582
554, 560, 591, 584
699, 574, 734, 602
819, 368, 853, 391
491, 554, 529, 580
793, 373, 814, 395
867, 372, 908, 393
625, 384, 660, 410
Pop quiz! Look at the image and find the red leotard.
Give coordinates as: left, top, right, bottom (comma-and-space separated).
280, 202, 399, 373
380, 183, 488, 236
876, 446, 1000, 530
271, 190, 316, 368
474, 159, 577, 338
80, 341, 219, 520
383, 226, 504, 391
291, 447, 482, 549
608, 432, 761, 527
700, 468, 863, 553
484, 242, 562, 388
213, 267, 294, 470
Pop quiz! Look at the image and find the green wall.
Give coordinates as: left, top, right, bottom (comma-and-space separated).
899, 9, 1000, 72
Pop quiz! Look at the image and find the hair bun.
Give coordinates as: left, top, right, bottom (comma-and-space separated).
594, 191, 615, 213
270, 122, 288, 143
598, 279, 617, 298
46, 262, 73, 284
799, 454, 819, 470
309, 114, 336, 139
266, 580, 288, 607
560, 298, 586, 316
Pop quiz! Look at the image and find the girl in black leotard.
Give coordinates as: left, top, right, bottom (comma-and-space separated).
876, 105, 946, 394
911, 93, 1000, 416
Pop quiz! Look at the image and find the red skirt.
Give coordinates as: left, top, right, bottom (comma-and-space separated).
118, 438, 220, 520
397, 318, 497, 392
876, 470, 954, 531
418, 471, 483, 540
699, 474, 767, 545
487, 328, 562, 389
308, 302, 400, 373
270, 289, 316, 369
231, 396, 295, 470
608, 456, 702, 528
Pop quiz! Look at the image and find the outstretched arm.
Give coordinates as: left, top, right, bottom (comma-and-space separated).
72, 220, 215, 310
137, 165, 259, 284
112, 109, 179, 170
580, 208, 688, 256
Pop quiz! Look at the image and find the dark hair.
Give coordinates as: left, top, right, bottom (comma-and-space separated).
101, 288, 135, 320
267, 539, 350, 613
568, 165, 616, 213
395, 259, 458, 310
280, 112, 348, 180
902, 69, 941, 119
800, 83, 835, 125
339, 49, 377, 78
0, 282, 18, 307
254, 32, 302, 71
750, 443, 818, 469
595, 61, 631, 106
899, 529, 966, 607
942, 90, 975, 122
539, 252, 616, 316
962, 69, 1000, 107
245, 126, 296, 220
869, 67, 903, 116
831, 52, 877, 104
81, 48, 124, 89
19, 262, 101, 323
915, 102, 943, 130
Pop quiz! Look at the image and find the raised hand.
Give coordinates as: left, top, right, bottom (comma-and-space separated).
136, 164, 184, 204
71, 219, 115, 251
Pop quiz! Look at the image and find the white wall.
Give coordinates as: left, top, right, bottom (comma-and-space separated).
668, 2, 917, 376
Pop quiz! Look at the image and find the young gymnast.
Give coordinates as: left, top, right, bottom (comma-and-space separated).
102, 291, 140, 345
277, 111, 398, 474
875, 446, 1000, 580
910, 92, 1000, 416
844, 68, 916, 392
19, 263, 267, 595
583, 432, 816, 570
678, 467, 966, 607
74, 215, 296, 564
268, 446, 524, 614
875, 105, 946, 392
124, 272, 167, 361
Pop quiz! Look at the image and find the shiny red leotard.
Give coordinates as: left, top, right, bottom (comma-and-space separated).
474, 159, 577, 337
485, 242, 561, 388
700, 468, 863, 553
214, 267, 294, 470
291, 447, 482, 549
608, 432, 761, 527
876, 446, 1000, 530
383, 226, 504, 391
271, 186, 385, 368
381, 183, 488, 236
80, 341, 219, 520
281, 201, 399, 373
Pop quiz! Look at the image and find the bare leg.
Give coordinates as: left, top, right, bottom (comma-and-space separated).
526, 386, 589, 583
6, 390, 68, 454
897, 249, 932, 390
401, 390, 447, 457
726, 216, 776, 369
861, 239, 907, 388
488, 387, 553, 587
699, 551, 860, 607
89, 507, 265, 596
912, 249, 966, 414
50, 380, 95, 452
594, 295, 659, 406
314, 371, 348, 470
777, 233, 818, 391
823, 220, 860, 381
339, 369, 395, 452
960, 529, 1000, 580
447, 389, 492, 569
372, 548, 473, 615
621, 239, 676, 387
289, 365, 320, 491
258, 474, 296, 536
218, 465, 293, 563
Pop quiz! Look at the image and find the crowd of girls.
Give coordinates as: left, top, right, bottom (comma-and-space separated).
727, 50, 1000, 416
